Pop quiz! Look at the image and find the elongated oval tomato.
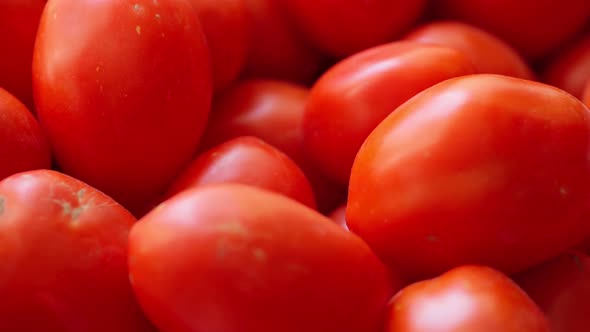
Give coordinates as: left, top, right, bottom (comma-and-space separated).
543, 33, 590, 99
201, 79, 346, 213
386, 266, 550, 332
187, 0, 249, 92
348, 74, 590, 280
129, 184, 397, 332
303, 42, 476, 184
166, 136, 316, 209
0, 170, 155, 332
33, 0, 212, 215
515, 251, 590, 332
280, 0, 426, 57
0, 88, 51, 180
432, 0, 590, 59
404, 20, 534, 80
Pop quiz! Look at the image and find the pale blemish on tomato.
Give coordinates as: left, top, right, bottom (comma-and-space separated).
136, 25, 142, 35
155, 13, 161, 20
427, 235, 440, 242
252, 248, 267, 262
0, 196, 5, 215
560, 186, 569, 197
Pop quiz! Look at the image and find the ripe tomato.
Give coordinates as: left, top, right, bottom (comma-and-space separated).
543, 33, 590, 99
33, 0, 212, 215
280, 0, 426, 58
583, 81, 590, 108
386, 266, 550, 332
348, 74, 590, 280
328, 204, 348, 230
201, 79, 346, 213
242, 0, 324, 84
515, 251, 590, 332
404, 20, 534, 79
0, 88, 51, 180
304, 42, 476, 184
0, 0, 46, 110
129, 184, 397, 332
0, 170, 155, 332
166, 136, 316, 209
432, 0, 590, 59
187, 0, 249, 92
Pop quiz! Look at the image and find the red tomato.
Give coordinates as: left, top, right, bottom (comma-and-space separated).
201, 79, 346, 213
515, 251, 590, 332
0, 88, 51, 180
280, 0, 426, 57
0, 0, 46, 110
187, 0, 249, 92
33, 0, 212, 215
432, 0, 590, 59
242, 0, 324, 84
328, 204, 348, 230
304, 42, 476, 184
404, 20, 534, 80
0, 170, 155, 332
166, 136, 316, 209
129, 184, 397, 332
543, 33, 590, 99
348, 74, 590, 280
386, 266, 550, 331
583, 81, 590, 108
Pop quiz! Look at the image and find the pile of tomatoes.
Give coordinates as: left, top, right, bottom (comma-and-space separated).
1, 0, 590, 331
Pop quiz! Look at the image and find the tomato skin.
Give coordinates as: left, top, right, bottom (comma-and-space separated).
130, 184, 397, 332
0, 170, 155, 332
280, 0, 426, 58
166, 136, 316, 209
33, 0, 212, 215
0, 88, 51, 180
187, 0, 249, 92
432, 0, 590, 59
201, 79, 346, 213
543, 34, 590, 99
0, 0, 46, 110
404, 20, 534, 80
328, 204, 349, 230
242, 0, 324, 84
348, 74, 590, 280
515, 251, 590, 332
303, 42, 476, 184
386, 266, 550, 332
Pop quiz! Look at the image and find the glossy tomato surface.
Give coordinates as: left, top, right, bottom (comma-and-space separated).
0, 170, 154, 332
130, 184, 397, 332
348, 74, 590, 280
304, 41, 476, 184
386, 266, 550, 332
33, 0, 212, 215
543, 33, 590, 99
166, 136, 316, 209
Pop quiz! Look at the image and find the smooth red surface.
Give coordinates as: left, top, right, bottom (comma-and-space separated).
33, 0, 212, 215
0, 87, 51, 180
328, 204, 348, 230
543, 33, 590, 99
386, 266, 550, 331
348, 74, 590, 280
166, 136, 316, 209
0, 170, 155, 332
303, 41, 476, 184
515, 251, 590, 332
130, 184, 397, 332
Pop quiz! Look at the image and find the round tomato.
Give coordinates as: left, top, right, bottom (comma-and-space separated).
348, 74, 590, 280
543, 33, 590, 99
515, 251, 590, 332
129, 184, 397, 332
242, 0, 324, 85
201, 79, 346, 213
0, 0, 46, 110
166, 136, 316, 209
280, 0, 426, 57
0, 88, 51, 180
404, 20, 534, 79
304, 41, 476, 184
33, 0, 212, 215
0, 170, 155, 331
386, 266, 550, 332
432, 0, 590, 59
187, 0, 249, 92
